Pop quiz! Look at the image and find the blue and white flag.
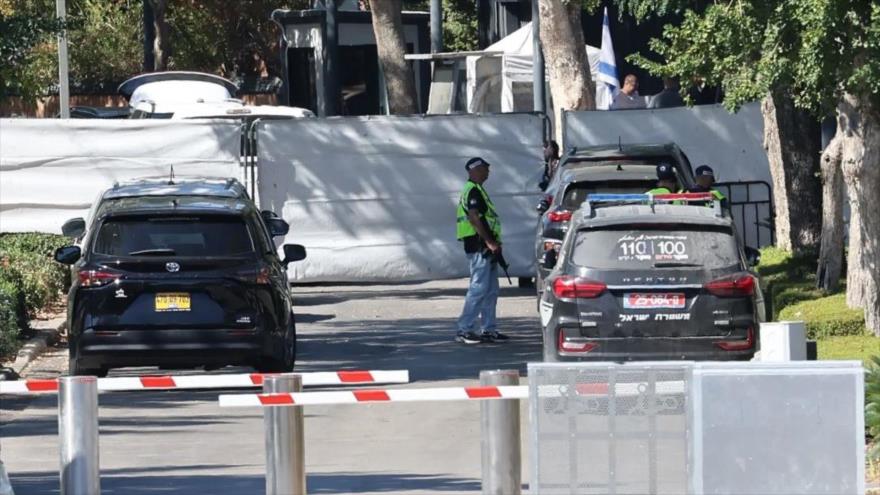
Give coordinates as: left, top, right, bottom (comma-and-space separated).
596, 7, 619, 110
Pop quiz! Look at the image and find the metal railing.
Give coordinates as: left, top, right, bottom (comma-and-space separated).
715, 180, 775, 248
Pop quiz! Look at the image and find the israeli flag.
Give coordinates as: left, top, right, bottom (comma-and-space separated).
596, 7, 619, 110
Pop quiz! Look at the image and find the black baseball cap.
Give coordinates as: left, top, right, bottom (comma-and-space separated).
695, 165, 715, 177
465, 157, 491, 171
656, 163, 676, 181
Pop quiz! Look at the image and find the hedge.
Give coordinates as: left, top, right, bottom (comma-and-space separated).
778, 293, 867, 339
0, 233, 70, 359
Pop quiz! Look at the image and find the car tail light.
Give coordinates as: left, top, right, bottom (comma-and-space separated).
557, 331, 598, 353
255, 268, 271, 285
547, 210, 572, 222
552, 276, 606, 299
704, 274, 755, 297
715, 326, 755, 351
77, 269, 121, 287
542, 240, 562, 252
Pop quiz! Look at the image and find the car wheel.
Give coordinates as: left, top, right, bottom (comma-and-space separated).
256, 318, 296, 373
68, 353, 107, 377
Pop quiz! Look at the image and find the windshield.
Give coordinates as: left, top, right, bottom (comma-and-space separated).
562, 180, 658, 210
571, 225, 740, 270
93, 215, 255, 257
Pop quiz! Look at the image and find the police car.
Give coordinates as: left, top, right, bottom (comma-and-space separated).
538, 192, 764, 362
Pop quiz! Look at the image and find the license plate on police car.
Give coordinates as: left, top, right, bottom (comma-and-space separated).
155, 293, 191, 312
623, 293, 686, 309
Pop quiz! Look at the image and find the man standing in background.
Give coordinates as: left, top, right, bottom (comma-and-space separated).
455, 157, 509, 344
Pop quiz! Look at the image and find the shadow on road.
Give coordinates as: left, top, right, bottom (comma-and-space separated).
295, 315, 542, 382
10, 468, 491, 495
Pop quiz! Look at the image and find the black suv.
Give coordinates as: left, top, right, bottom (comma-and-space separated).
54, 178, 306, 376
538, 193, 764, 362
535, 143, 696, 296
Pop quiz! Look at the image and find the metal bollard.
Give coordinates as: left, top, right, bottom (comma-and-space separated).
480, 370, 521, 495
264, 374, 305, 495
58, 376, 100, 495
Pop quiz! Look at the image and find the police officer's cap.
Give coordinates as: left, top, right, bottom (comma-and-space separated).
465, 157, 491, 171
656, 163, 676, 181
695, 165, 715, 177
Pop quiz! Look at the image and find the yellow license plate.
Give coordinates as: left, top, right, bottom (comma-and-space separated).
155, 293, 191, 312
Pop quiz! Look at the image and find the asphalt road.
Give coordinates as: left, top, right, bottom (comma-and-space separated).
1, 279, 542, 495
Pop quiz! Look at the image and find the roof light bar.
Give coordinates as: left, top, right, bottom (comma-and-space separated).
653, 192, 714, 202
586, 193, 651, 203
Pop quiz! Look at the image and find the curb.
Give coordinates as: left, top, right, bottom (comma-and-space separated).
0, 317, 65, 381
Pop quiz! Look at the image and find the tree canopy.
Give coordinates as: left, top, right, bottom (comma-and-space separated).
621, 0, 880, 116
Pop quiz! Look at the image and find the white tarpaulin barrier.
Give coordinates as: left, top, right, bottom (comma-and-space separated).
563, 102, 770, 184
0, 119, 242, 234
256, 113, 546, 282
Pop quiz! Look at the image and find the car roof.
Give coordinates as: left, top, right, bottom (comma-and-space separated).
574, 204, 733, 229
102, 178, 248, 200
565, 143, 682, 159
96, 195, 252, 218
558, 164, 658, 183
119, 72, 238, 100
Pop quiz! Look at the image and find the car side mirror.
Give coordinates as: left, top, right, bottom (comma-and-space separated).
61, 217, 86, 238
54, 245, 81, 265
744, 246, 761, 267
542, 249, 558, 270
536, 200, 550, 214
266, 218, 290, 238
282, 244, 307, 266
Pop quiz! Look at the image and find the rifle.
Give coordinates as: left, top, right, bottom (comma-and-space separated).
484, 247, 512, 285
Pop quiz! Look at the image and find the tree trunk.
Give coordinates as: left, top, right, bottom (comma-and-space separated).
815, 123, 844, 292
839, 92, 880, 334
760, 91, 822, 255
149, 0, 170, 71
368, 0, 418, 114
537, 0, 594, 140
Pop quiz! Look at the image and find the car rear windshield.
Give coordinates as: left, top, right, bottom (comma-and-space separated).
93, 215, 255, 257
571, 225, 740, 270
562, 180, 658, 210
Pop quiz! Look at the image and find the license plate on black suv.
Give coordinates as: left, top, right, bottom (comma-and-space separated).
623, 293, 686, 309
155, 293, 191, 312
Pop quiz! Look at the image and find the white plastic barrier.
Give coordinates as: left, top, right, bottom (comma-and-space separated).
256, 113, 546, 281
0, 119, 242, 234
529, 361, 865, 495
562, 102, 771, 185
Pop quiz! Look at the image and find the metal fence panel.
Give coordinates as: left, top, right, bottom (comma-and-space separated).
529, 363, 692, 495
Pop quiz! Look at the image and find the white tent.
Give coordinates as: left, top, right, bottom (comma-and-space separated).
466, 23, 601, 113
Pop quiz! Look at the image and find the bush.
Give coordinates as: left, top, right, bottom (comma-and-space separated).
0, 278, 22, 359
0, 233, 69, 359
865, 356, 880, 459
778, 293, 867, 339
0, 233, 70, 317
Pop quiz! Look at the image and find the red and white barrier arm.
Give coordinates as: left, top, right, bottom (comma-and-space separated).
218, 385, 530, 407
0, 370, 409, 394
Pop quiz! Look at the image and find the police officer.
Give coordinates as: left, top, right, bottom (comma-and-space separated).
690, 165, 727, 205
455, 157, 509, 344
647, 163, 678, 195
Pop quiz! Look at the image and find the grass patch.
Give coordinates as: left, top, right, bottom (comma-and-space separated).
819, 335, 880, 364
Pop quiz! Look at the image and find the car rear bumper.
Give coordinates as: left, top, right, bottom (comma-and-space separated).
73, 328, 270, 367
545, 336, 756, 362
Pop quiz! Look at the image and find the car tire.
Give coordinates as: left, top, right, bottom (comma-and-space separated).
68, 352, 107, 377
256, 317, 297, 373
